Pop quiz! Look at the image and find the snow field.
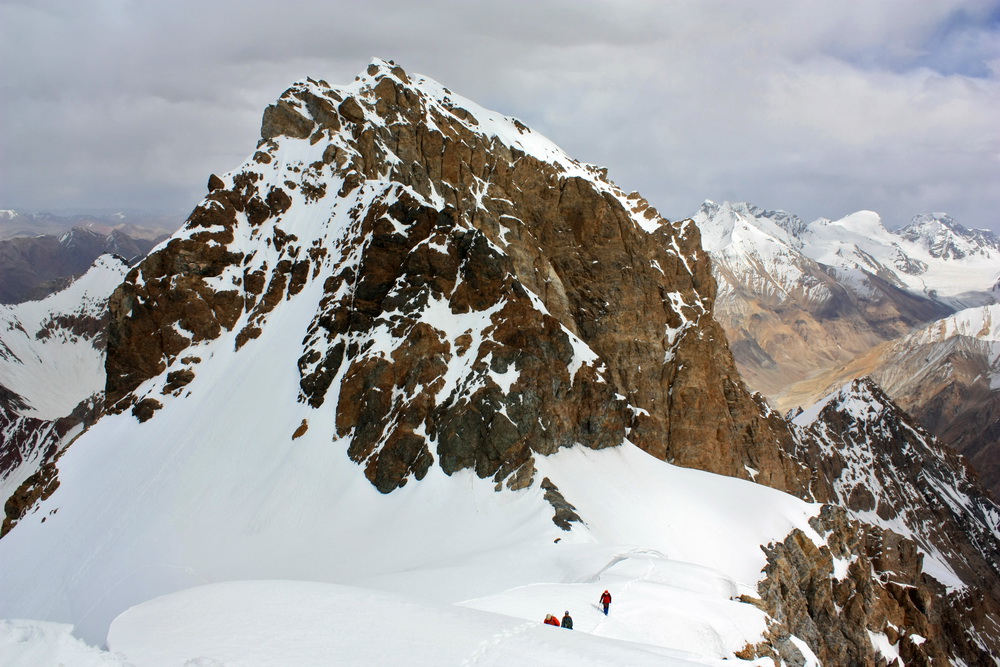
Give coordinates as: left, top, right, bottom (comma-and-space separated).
0, 620, 133, 667
0, 261, 826, 661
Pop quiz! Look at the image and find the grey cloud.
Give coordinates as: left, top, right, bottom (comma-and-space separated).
1, 0, 998, 232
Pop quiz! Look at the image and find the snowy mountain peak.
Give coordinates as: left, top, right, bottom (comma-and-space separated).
256, 58, 613, 195
103, 59, 797, 499
692, 200, 805, 253
899, 212, 1000, 260
695, 200, 999, 309
792, 377, 888, 428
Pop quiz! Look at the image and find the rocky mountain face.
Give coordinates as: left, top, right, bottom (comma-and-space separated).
777, 379, 1000, 663
1, 255, 128, 534
105, 60, 809, 497
794, 379, 1000, 591
4, 61, 999, 662
0, 227, 160, 303
753, 505, 997, 666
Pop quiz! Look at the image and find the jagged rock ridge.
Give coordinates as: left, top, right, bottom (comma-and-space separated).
794, 379, 1000, 591
710, 377, 1000, 664
796, 305, 1000, 499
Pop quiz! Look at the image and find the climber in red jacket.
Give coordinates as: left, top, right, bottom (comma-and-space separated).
600, 589, 612, 615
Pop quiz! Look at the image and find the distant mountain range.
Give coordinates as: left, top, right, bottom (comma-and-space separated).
0, 209, 182, 242
693, 200, 1000, 497
0, 225, 166, 303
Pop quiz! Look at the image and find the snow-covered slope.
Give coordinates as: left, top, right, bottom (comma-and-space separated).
0, 254, 127, 420
0, 405, 823, 660
1, 255, 128, 523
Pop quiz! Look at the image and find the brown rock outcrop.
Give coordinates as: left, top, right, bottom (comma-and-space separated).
105, 182, 277, 410
750, 505, 1000, 666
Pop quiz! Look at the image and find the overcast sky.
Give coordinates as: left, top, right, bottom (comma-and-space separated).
2, 0, 999, 231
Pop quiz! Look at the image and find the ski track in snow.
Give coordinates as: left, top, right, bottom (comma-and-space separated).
461, 620, 538, 666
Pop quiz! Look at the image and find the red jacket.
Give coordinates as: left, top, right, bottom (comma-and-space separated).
544, 615, 560, 626
600, 591, 612, 604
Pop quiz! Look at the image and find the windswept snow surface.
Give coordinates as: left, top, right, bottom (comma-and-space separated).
0, 254, 127, 419
0, 620, 132, 667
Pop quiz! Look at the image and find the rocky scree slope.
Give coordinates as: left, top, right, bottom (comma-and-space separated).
105, 59, 810, 497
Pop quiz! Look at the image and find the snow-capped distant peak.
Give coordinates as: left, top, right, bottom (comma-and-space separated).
693, 200, 1000, 308
692, 200, 805, 252
898, 212, 1000, 260
792, 377, 886, 428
